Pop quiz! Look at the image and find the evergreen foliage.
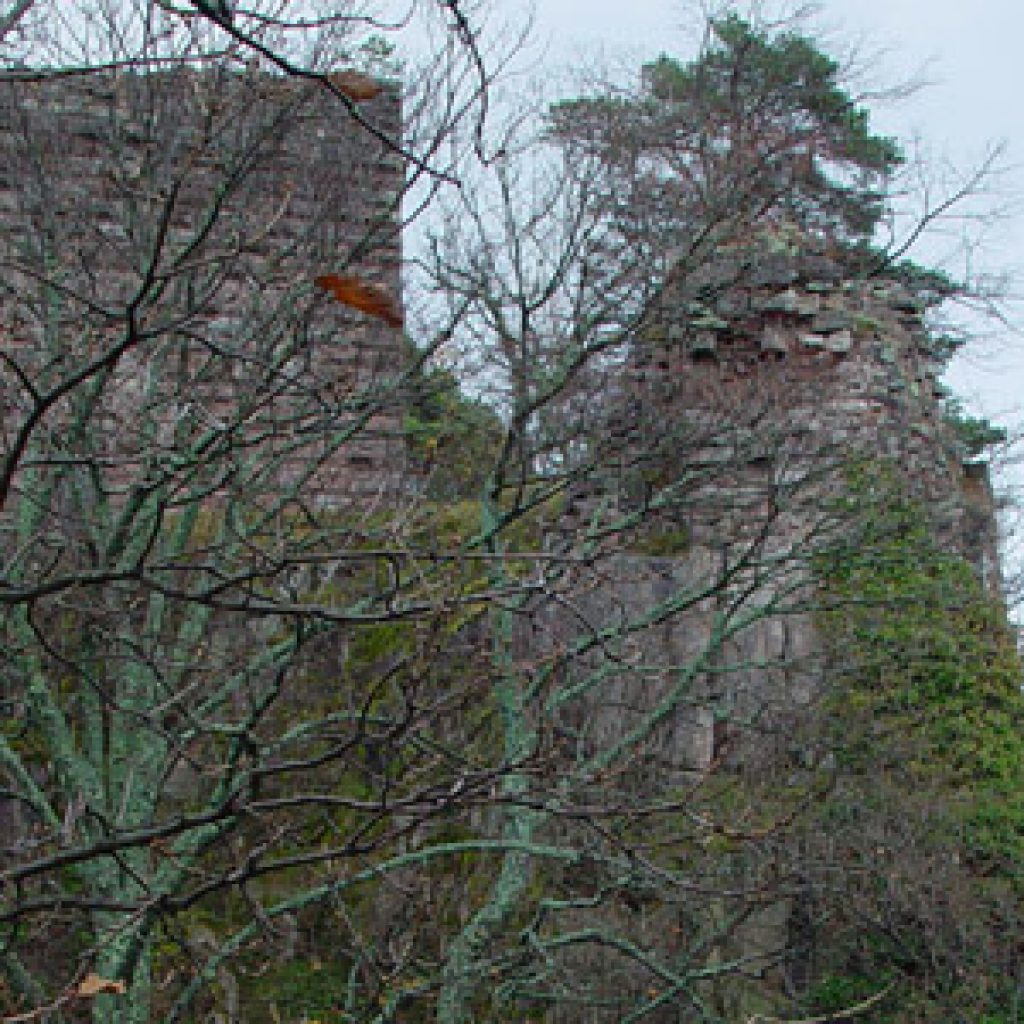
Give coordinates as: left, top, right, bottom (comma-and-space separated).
942, 398, 1008, 457
549, 15, 904, 251
402, 347, 505, 500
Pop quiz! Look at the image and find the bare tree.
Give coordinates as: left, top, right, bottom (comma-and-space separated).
0, 3, 511, 1022
0, 5, 1019, 1024
412, 13, 1021, 1024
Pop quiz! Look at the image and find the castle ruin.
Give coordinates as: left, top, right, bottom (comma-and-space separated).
0, 66, 407, 515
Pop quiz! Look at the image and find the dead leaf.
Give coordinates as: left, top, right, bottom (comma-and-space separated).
314, 274, 403, 328
328, 71, 384, 102
77, 973, 127, 997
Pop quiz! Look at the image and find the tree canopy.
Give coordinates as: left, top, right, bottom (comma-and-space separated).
549, 15, 904, 256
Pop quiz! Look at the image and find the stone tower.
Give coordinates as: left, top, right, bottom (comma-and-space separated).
625, 237, 1000, 589
0, 66, 406, 511
537, 238, 1008, 1023
548, 233, 1003, 787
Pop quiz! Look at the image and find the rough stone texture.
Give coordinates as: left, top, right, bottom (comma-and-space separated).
535, 241, 1006, 1018
0, 67, 406, 508
627, 242, 999, 589
555, 240, 1004, 777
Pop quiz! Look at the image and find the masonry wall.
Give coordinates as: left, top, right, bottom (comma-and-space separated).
623, 242, 999, 582
0, 67, 407, 510
558, 241, 1002, 759
535, 242, 1008, 1019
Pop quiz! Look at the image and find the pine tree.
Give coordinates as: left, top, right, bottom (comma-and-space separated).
549, 15, 904, 256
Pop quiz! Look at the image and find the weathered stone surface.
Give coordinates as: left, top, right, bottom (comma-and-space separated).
750, 255, 799, 287
544, 241, 1005, 1020
823, 329, 853, 353
761, 288, 802, 312
0, 70, 408, 505
689, 331, 718, 354
761, 326, 790, 353
799, 333, 826, 349
811, 310, 853, 333
716, 293, 751, 317
793, 292, 821, 316
690, 312, 731, 331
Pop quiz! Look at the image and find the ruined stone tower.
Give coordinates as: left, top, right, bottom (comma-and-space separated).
623, 236, 1000, 587
548, 232, 1004, 787
534, 238, 1010, 1023
0, 67, 407, 510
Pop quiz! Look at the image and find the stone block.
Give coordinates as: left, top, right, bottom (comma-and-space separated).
793, 292, 821, 316
688, 332, 718, 356
823, 329, 853, 354
760, 326, 790, 353
811, 310, 853, 333
761, 287, 801, 313
799, 334, 826, 349
750, 254, 798, 287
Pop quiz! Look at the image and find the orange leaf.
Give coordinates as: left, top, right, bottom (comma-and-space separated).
328, 71, 384, 102
315, 274, 403, 328
77, 973, 127, 997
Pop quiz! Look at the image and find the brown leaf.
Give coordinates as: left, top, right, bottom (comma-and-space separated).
77, 973, 127, 997
314, 274, 403, 328
328, 71, 384, 102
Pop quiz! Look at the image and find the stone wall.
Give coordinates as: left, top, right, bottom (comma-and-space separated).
533, 243, 1008, 1018
0, 66, 407, 508
624, 241, 1000, 588
545, 238, 1005, 791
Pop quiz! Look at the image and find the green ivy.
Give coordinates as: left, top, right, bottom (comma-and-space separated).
810, 465, 1024, 1019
